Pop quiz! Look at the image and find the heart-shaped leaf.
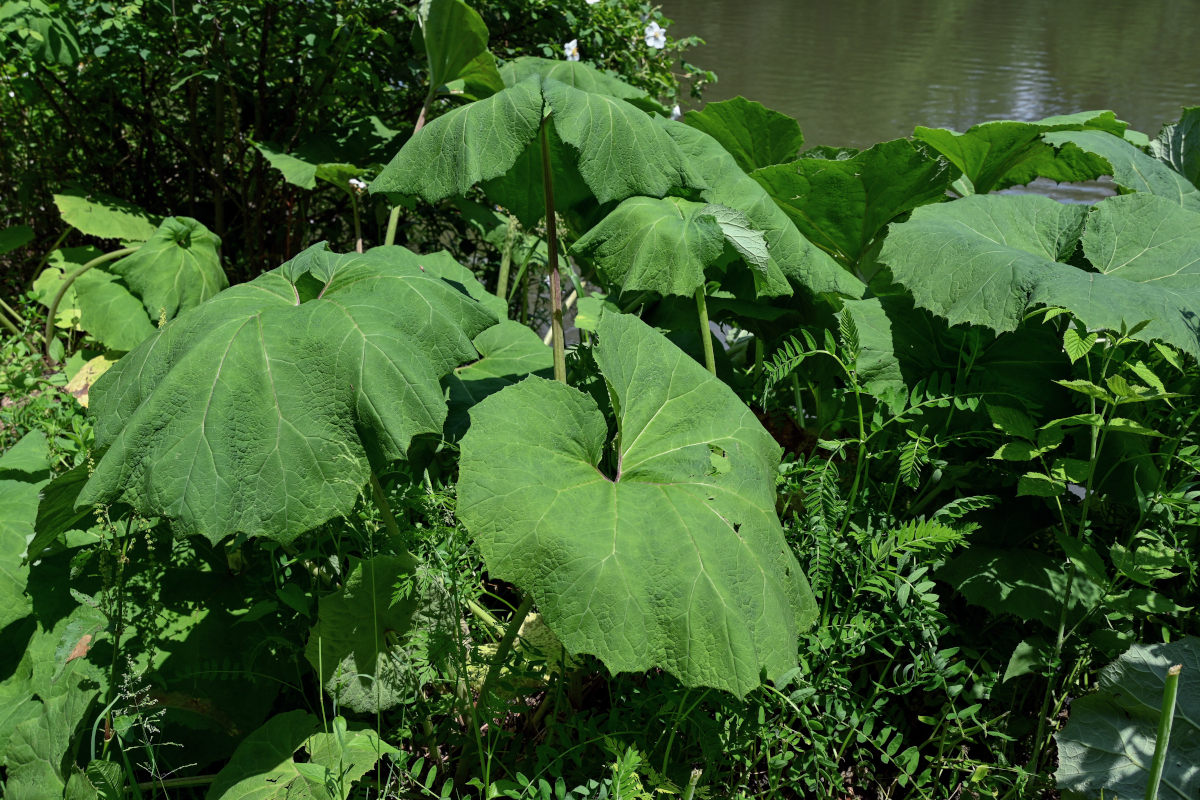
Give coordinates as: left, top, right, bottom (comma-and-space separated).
914, 110, 1125, 194
304, 555, 419, 714
110, 217, 226, 321
752, 138, 957, 270
444, 321, 552, 439
1043, 129, 1200, 210
457, 312, 816, 697
660, 119, 860, 300
1150, 105, 1200, 187
572, 196, 727, 297
1056, 637, 1200, 799
207, 711, 395, 800
53, 191, 157, 241
880, 193, 1200, 358
683, 96, 804, 173
79, 244, 497, 543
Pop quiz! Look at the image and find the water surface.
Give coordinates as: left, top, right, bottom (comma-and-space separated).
660, 0, 1200, 149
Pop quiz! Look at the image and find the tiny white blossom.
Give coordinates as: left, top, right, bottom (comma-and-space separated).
585, 0, 599, 4
563, 38, 580, 61
348, 177, 368, 193
644, 21, 666, 49
670, 104, 682, 120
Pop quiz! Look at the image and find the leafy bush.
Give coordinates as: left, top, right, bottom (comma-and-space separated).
2, 2, 1200, 798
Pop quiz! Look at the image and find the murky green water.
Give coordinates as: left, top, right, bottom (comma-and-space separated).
660, 0, 1200, 149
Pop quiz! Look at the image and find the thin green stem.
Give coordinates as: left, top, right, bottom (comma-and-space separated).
496, 215, 517, 303
44, 246, 138, 362
1146, 664, 1182, 800
0, 305, 21, 338
694, 286, 716, 375
0, 296, 26, 329
477, 594, 534, 712
350, 191, 363, 253
683, 769, 703, 800
540, 120, 566, 384
384, 89, 434, 247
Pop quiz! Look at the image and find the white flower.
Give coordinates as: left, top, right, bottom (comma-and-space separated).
585, 0, 599, 4
670, 104, 682, 120
644, 21, 666, 49
563, 38, 580, 61
348, 177, 368, 193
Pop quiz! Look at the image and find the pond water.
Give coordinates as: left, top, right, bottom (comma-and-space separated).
659, 0, 1200, 149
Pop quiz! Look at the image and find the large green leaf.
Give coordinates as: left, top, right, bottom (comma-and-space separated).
372, 74, 701, 216
572, 196, 727, 297
541, 79, 703, 204
417, 0, 502, 97
371, 76, 544, 203
938, 547, 1102, 630
457, 313, 816, 697
206, 711, 395, 800
444, 321, 552, 439
880, 193, 1200, 358
498, 57, 648, 102
304, 555, 419, 714
1150, 106, 1200, 189
751, 138, 958, 270
913, 111, 1125, 194
1056, 637, 1200, 799
0, 432, 49, 632
1042, 130, 1200, 211
78, 244, 497, 544
72, 268, 158, 352
52, 191, 157, 242
3, 668, 97, 800
0, 224, 33, 255
683, 96, 804, 173
660, 119, 860, 299
110, 217, 226, 321
840, 295, 1068, 414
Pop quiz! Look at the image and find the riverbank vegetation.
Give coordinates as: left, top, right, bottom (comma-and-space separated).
2, 1, 1198, 798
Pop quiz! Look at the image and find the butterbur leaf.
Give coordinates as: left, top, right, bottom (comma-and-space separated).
0, 432, 49, 631
371, 77, 544, 203
304, 555, 419, 713
913, 111, 1125, 194
541, 79, 703, 204
79, 244, 496, 543
53, 190, 157, 241
880, 193, 1200, 359
72, 268, 158, 351
572, 196, 726, 297
1056, 638, 1200, 799
458, 313, 816, 697
498, 56, 649, 103
660, 119, 857, 299
110, 217, 226, 321
1150, 106, 1200, 187
417, 0, 502, 96
0, 224, 34, 255
444, 321, 553, 440
751, 138, 957, 269
683, 96, 804, 173
1042, 130, 1200, 211
206, 710, 395, 800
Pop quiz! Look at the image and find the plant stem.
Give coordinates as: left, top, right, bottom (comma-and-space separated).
683, 769, 703, 800
0, 305, 21, 338
0, 296, 26, 329
694, 286, 716, 375
350, 191, 363, 253
44, 247, 138, 362
478, 594, 535, 711
384, 90, 435, 247
1146, 664, 1182, 800
540, 120, 566, 384
496, 215, 517, 303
